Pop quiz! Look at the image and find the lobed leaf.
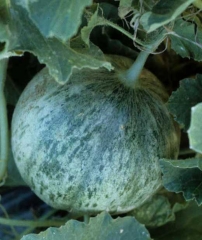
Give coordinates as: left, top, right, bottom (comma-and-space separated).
169, 19, 202, 61
160, 158, 202, 205
81, 4, 166, 52
188, 103, 202, 153
0, 1, 112, 83
22, 212, 151, 240
167, 75, 202, 131
140, 0, 195, 33
16, 0, 92, 42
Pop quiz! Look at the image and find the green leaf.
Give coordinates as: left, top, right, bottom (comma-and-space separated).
188, 103, 202, 154
167, 75, 202, 131
136, 26, 167, 51
22, 212, 151, 240
152, 201, 202, 240
16, 0, 92, 42
118, 0, 157, 20
81, 4, 122, 47
160, 158, 202, 205
119, 0, 133, 8
129, 194, 185, 227
169, 19, 202, 61
118, 0, 133, 19
81, 5, 166, 52
81, 6, 107, 46
0, 1, 112, 83
140, 0, 195, 33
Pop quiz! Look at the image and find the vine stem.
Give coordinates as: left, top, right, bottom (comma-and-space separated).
0, 216, 66, 227
119, 51, 150, 87
103, 18, 134, 41
18, 209, 58, 238
0, 204, 18, 238
0, 58, 9, 184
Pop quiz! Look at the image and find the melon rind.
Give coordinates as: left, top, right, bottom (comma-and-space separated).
11, 57, 179, 214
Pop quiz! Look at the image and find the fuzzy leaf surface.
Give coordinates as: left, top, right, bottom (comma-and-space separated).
15, 0, 92, 42
22, 212, 151, 240
188, 103, 202, 153
0, 1, 112, 83
167, 75, 202, 131
169, 19, 202, 61
140, 0, 194, 32
160, 158, 202, 205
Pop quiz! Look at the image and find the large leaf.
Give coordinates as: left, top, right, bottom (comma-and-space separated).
152, 201, 202, 240
22, 212, 151, 240
160, 158, 202, 205
169, 19, 202, 61
0, 1, 112, 83
129, 194, 187, 228
167, 75, 202, 131
16, 0, 92, 42
188, 103, 202, 154
140, 0, 195, 32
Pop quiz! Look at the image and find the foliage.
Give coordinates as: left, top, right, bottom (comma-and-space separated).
1, 0, 202, 239
22, 212, 151, 240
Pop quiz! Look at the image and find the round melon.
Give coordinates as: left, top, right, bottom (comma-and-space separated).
11, 55, 179, 215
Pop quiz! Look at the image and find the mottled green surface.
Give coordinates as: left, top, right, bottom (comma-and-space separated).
11, 56, 179, 214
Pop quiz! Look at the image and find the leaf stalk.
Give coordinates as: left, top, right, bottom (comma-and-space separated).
0, 58, 9, 185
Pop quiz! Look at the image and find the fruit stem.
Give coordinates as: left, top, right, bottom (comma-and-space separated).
0, 58, 9, 185
120, 50, 150, 88
84, 214, 90, 224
